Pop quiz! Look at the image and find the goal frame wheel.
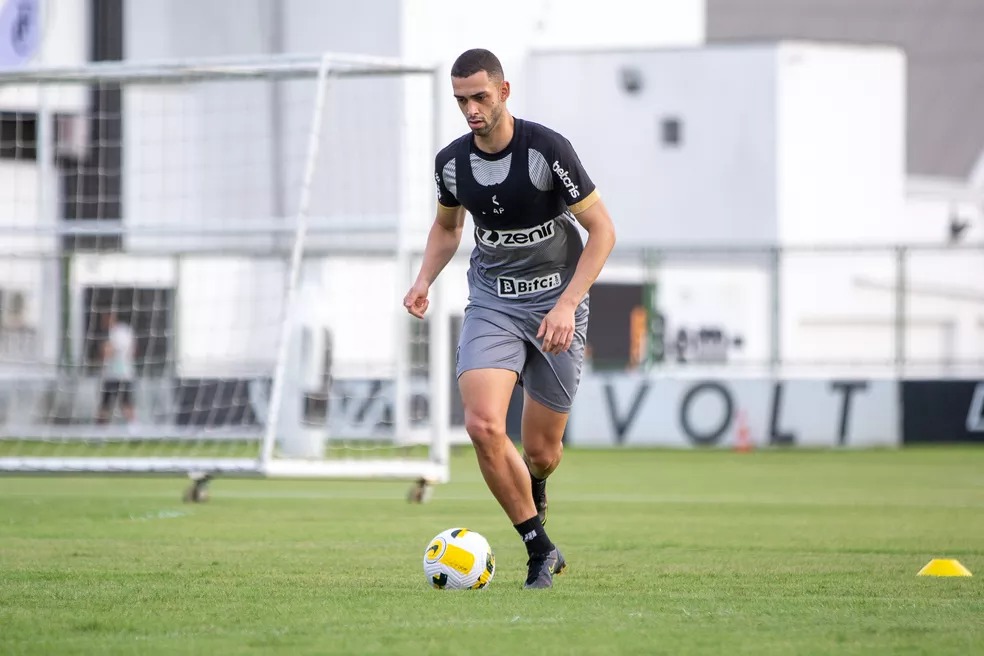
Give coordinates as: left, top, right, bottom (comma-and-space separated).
407, 477, 433, 504
183, 472, 212, 503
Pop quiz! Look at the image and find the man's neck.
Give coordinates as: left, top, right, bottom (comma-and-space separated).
474, 113, 515, 154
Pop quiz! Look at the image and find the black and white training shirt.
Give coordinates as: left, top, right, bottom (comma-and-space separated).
435, 118, 600, 316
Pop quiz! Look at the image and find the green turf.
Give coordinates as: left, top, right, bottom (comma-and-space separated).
1, 447, 982, 655
0, 439, 262, 458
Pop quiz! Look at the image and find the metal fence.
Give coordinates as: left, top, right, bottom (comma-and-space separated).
1, 223, 982, 379
588, 242, 984, 377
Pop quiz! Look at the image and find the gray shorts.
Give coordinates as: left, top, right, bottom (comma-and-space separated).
455, 304, 588, 413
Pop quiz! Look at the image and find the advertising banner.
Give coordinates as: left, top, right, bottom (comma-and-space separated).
902, 380, 984, 444
569, 374, 900, 448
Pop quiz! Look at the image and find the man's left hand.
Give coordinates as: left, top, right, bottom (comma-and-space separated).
536, 299, 577, 354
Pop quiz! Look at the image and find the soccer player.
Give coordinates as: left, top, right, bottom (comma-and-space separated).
403, 49, 616, 589
97, 312, 136, 426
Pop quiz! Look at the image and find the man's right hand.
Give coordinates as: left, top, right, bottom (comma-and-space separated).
403, 280, 430, 319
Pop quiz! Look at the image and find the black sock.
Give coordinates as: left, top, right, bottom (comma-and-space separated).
514, 515, 554, 556
524, 455, 547, 499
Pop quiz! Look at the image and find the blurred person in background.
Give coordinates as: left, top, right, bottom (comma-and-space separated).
97, 312, 136, 426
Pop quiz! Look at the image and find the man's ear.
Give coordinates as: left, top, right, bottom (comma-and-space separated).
499, 80, 510, 102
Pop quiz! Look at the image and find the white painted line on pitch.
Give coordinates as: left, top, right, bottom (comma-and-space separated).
209, 490, 984, 509
186, 486, 984, 509
128, 509, 189, 521
6, 488, 983, 509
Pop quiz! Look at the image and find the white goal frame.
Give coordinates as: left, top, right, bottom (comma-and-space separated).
0, 53, 453, 486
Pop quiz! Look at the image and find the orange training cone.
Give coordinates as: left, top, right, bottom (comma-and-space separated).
735, 409, 752, 453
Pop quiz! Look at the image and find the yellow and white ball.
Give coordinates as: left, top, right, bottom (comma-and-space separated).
423, 528, 495, 590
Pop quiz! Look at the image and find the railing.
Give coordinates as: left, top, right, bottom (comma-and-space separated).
1, 223, 981, 377
589, 242, 984, 377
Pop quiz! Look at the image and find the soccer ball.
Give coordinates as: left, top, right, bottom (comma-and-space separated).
423, 527, 496, 590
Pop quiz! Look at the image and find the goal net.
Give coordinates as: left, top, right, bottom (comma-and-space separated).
0, 53, 453, 486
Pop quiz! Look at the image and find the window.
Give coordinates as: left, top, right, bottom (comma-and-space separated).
661, 117, 683, 147
0, 112, 38, 161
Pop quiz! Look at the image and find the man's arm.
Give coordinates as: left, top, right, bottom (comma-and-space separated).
416, 204, 466, 287
404, 203, 466, 318
537, 197, 616, 353
559, 198, 616, 309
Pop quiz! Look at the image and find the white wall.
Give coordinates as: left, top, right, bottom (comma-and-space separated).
126, 1, 268, 59
0, 158, 42, 282
654, 264, 771, 366
0, 162, 58, 368
776, 43, 906, 245
0, 161, 39, 228
527, 45, 778, 247
8, 0, 88, 68
526, 42, 905, 248
283, 0, 401, 56
904, 179, 983, 243
176, 258, 284, 378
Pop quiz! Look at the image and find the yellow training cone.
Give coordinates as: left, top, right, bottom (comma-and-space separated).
917, 559, 973, 577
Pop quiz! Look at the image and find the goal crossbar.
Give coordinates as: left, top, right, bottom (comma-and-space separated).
0, 52, 437, 85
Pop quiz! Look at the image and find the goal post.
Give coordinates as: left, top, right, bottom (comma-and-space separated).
0, 53, 454, 486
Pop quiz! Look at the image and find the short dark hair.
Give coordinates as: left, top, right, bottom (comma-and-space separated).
451, 49, 504, 82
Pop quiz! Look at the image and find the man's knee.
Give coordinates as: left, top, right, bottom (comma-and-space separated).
525, 440, 563, 472
464, 410, 506, 449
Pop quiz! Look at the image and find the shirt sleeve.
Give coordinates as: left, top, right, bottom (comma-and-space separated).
434, 153, 460, 208
550, 134, 600, 214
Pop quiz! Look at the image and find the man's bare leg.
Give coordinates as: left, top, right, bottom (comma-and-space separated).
459, 368, 535, 524
521, 392, 569, 525
459, 369, 564, 588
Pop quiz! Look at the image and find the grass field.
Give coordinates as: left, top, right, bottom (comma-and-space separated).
2, 447, 982, 655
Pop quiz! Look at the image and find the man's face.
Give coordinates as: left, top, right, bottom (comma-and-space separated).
452, 71, 509, 137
